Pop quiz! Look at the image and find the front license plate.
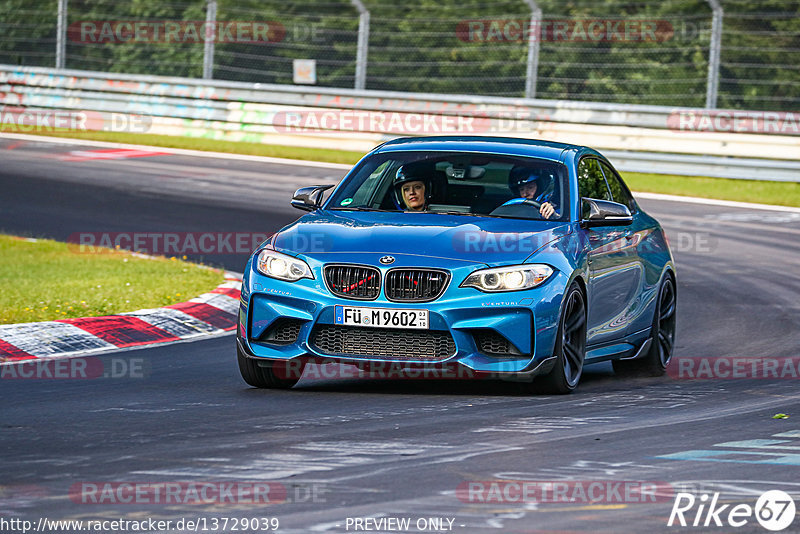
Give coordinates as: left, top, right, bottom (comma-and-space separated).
334, 306, 429, 329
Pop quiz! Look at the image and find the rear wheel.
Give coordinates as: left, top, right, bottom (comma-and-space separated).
237, 344, 305, 389
613, 274, 676, 377
536, 283, 587, 394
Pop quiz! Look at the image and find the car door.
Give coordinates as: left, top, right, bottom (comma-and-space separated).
577, 157, 639, 346
598, 160, 656, 337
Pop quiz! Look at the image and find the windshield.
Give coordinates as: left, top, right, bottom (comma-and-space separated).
326, 151, 570, 222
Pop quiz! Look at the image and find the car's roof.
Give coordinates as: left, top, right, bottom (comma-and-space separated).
373, 136, 586, 162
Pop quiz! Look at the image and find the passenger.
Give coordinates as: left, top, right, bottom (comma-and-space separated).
508, 167, 558, 219
394, 166, 430, 212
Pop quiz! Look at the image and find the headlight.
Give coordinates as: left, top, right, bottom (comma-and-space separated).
255, 249, 313, 282
461, 264, 553, 292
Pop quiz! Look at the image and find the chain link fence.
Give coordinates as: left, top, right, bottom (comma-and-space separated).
0, 0, 59, 68
213, 0, 360, 86
0, 0, 797, 111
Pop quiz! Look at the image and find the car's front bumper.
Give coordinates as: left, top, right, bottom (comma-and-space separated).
237, 256, 568, 376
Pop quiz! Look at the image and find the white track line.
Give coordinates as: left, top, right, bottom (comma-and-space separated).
633, 192, 800, 213
0, 132, 353, 170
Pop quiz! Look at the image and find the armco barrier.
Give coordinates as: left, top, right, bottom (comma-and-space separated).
1, 65, 798, 181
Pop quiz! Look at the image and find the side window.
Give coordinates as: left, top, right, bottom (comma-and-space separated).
577, 158, 611, 201
599, 161, 635, 211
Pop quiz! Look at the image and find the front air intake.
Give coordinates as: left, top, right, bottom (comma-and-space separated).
324, 264, 381, 300
385, 269, 449, 302
311, 325, 456, 361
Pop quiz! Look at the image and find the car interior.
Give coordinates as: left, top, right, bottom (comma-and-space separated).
364, 154, 567, 220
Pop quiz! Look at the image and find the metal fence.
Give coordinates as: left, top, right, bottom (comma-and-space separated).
0, 0, 798, 111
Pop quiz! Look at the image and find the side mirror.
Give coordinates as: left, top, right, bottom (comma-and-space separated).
581, 198, 633, 227
291, 185, 335, 212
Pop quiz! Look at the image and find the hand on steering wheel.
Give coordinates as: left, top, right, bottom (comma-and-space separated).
495, 198, 554, 219
515, 199, 555, 219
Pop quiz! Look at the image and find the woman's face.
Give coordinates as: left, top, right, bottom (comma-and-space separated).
402, 181, 426, 210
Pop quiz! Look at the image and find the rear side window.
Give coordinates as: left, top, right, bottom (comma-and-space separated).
599, 161, 636, 211
577, 158, 611, 201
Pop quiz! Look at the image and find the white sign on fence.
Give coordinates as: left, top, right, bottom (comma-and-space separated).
293, 59, 316, 85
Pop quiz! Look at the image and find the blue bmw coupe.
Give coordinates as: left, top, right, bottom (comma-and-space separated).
237, 136, 676, 393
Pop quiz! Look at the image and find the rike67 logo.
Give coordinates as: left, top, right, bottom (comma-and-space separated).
668, 490, 796, 531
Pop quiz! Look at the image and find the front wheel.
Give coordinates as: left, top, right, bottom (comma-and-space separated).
613, 274, 676, 377
536, 283, 587, 394
237, 344, 305, 389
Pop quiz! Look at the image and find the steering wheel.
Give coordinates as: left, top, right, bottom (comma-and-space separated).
499, 198, 541, 209
490, 197, 550, 217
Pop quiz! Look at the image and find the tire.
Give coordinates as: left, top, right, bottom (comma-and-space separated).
237, 344, 305, 389
536, 283, 587, 394
613, 274, 676, 377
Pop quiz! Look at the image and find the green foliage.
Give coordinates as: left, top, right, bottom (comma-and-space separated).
577, 158, 612, 201
2, 0, 798, 109
0, 0, 58, 66
716, 0, 800, 111
66, 0, 206, 77
213, 0, 359, 85
623, 171, 800, 207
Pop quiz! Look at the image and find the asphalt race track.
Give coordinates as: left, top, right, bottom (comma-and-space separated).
2, 137, 800, 533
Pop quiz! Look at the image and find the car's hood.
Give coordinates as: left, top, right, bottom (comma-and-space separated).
273, 210, 570, 266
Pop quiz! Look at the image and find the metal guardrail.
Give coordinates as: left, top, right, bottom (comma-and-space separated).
0, 65, 685, 128
603, 151, 800, 182
1, 65, 798, 181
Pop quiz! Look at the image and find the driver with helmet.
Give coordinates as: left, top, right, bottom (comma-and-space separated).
508, 166, 559, 219
393, 166, 431, 211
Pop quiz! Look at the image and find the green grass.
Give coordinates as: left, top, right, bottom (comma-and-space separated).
622, 172, 800, 208
4, 125, 799, 207
0, 234, 225, 324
